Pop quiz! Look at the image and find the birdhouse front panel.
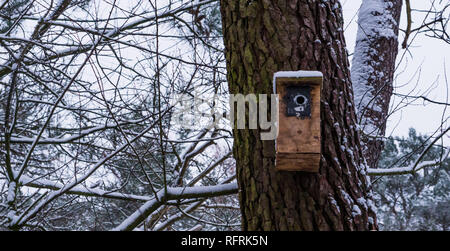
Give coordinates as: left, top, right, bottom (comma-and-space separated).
273, 71, 323, 172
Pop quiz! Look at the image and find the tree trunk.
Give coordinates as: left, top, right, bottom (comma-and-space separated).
220, 0, 377, 230
351, 0, 403, 170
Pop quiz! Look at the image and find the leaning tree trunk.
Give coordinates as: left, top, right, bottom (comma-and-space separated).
351, 0, 402, 170
220, 0, 378, 230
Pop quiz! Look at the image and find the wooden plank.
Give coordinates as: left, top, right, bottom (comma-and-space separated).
276, 80, 321, 154
275, 153, 320, 172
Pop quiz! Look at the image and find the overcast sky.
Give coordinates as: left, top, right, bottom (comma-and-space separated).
342, 0, 450, 145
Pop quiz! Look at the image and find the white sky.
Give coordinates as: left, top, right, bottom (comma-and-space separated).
342, 0, 450, 145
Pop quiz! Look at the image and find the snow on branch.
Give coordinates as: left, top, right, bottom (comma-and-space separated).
113, 182, 238, 231
19, 176, 151, 202
9, 110, 170, 228
2, 117, 151, 145
368, 150, 449, 176
368, 127, 450, 176
0, 0, 219, 79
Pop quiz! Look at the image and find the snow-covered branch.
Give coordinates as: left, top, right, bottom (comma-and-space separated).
2, 117, 151, 145
368, 149, 449, 176
113, 182, 238, 231
19, 176, 151, 202
0, 0, 219, 79
369, 127, 450, 176
0, 0, 234, 231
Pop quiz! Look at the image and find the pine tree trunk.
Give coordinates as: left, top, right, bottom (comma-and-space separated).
220, 0, 378, 230
351, 0, 403, 170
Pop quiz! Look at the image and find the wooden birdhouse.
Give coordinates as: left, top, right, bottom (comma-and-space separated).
273, 71, 323, 172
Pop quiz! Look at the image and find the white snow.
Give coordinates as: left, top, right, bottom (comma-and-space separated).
355, 0, 397, 42
352, 205, 362, 217
7, 181, 16, 203
351, 0, 398, 138
368, 148, 450, 175
357, 197, 368, 210
273, 70, 323, 93
367, 198, 377, 213
19, 175, 151, 202
340, 188, 354, 206
329, 196, 341, 213
113, 182, 238, 231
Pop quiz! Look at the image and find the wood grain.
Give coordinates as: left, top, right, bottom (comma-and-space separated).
275, 77, 322, 172
275, 153, 320, 172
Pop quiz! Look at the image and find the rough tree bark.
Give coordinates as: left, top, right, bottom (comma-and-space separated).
220, 0, 378, 230
351, 0, 402, 170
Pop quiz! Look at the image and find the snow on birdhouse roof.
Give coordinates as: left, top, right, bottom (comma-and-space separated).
273, 70, 323, 93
